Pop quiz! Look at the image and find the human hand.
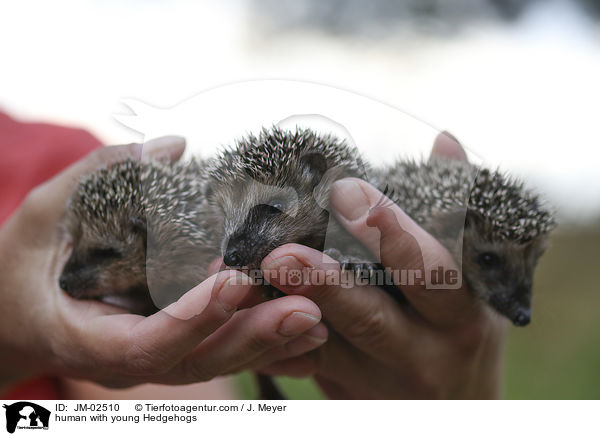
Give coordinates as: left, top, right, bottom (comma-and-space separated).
259, 132, 508, 399
0, 138, 327, 393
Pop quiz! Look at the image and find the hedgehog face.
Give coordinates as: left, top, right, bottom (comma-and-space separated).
207, 128, 366, 271
215, 170, 329, 271
462, 212, 549, 326
59, 214, 148, 299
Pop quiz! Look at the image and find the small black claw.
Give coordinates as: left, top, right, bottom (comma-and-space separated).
362, 263, 377, 281
342, 260, 378, 282
366, 263, 375, 276
355, 263, 364, 276
339, 260, 350, 273
323, 249, 379, 282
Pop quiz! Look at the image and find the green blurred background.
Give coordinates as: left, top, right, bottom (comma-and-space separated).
504, 223, 600, 399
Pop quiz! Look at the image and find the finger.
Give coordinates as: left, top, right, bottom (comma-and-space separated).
61, 270, 252, 377
430, 131, 468, 162
207, 257, 224, 276
232, 323, 328, 373
46, 136, 185, 204
261, 243, 415, 361
262, 333, 407, 399
18, 143, 139, 233
141, 135, 186, 162
60, 136, 185, 185
236, 287, 272, 309
330, 178, 477, 328
314, 375, 352, 399
162, 295, 323, 384
259, 354, 318, 378
205, 257, 269, 309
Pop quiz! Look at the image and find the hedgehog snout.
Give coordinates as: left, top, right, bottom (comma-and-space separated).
223, 246, 244, 267
223, 234, 260, 268
511, 308, 531, 326
487, 280, 532, 327
58, 275, 70, 292
509, 282, 532, 326
59, 268, 98, 298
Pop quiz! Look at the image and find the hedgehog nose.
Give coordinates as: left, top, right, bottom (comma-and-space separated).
59, 275, 70, 291
513, 308, 531, 326
224, 248, 244, 267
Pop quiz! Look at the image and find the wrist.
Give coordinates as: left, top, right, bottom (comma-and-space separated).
0, 304, 47, 395
469, 319, 508, 399
0, 350, 41, 397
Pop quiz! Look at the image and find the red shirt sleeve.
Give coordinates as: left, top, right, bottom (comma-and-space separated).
0, 111, 102, 225
0, 111, 103, 399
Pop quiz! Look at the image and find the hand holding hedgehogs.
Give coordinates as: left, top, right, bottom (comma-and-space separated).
60, 127, 556, 327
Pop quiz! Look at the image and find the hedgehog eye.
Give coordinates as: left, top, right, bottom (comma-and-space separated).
266, 197, 287, 212
128, 216, 147, 235
477, 252, 501, 269
264, 204, 283, 215
90, 247, 122, 260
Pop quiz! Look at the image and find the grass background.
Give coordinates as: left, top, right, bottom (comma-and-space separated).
234, 223, 600, 399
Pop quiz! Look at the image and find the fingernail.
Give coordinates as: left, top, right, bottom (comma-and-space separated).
278, 312, 321, 337
163, 281, 212, 320
441, 130, 460, 144
217, 276, 248, 312
301, 323, 328, 342
129, 142, 144, 159
331, 179, 370, 221
285, 333, 327, 354
142, 135, 186, 159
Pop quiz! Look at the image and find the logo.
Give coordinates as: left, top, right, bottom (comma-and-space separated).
3, 402, 50, 434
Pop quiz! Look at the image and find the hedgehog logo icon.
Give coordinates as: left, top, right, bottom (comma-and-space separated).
2, 402, 50, 434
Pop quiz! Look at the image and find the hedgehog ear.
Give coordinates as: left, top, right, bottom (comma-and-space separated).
425, 208, 468, 244
129, 216, 147, 250
464, 209, 484, 229
300, 152, 328, 188
129, 216, 147, 235
203, 182, 213, 198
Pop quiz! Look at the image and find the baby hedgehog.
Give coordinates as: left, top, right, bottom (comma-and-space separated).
59, 157, 220, 313
374, 158, 556, 325
209, 126, 373, 274
59, 155, 280, 399
209, 127, 556, 326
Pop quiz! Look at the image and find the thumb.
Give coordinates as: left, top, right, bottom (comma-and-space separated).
430, 131, 468, 163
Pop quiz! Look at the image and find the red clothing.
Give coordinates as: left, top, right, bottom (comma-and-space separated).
0, 112, 101, 225
0, 111, 102, 399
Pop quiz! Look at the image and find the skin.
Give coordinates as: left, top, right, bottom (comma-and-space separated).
258, 131, 509, 399
0, 137, 328, 395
